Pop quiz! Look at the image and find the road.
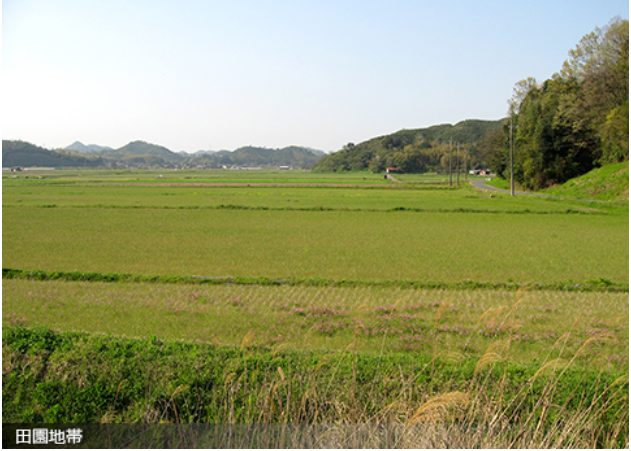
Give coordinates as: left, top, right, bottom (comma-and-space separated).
386, 174, 402, 183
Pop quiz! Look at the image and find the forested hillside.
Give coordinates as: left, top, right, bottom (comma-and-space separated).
187, 146, 324, 168
100, 140, 184, 165
2, 141, 103, 168
490, 17, 629, 190
3, 140, 324, 169
65, 141, 113, 152
312, 119, 503, 173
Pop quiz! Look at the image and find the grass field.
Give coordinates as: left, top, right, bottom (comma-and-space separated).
3, 170, 628, 283
2, 168, 459, 185
2, 207, 628, 283
2, 169, 628, 447
3, 278, 628, 367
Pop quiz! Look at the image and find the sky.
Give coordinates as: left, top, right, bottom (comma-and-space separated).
3, 0, 629, 153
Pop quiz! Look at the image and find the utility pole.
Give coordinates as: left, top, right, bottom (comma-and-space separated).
456, 142, 460, 185
449, 138, 452, 187
510, 117, 514, 196
464, 145, 468, 181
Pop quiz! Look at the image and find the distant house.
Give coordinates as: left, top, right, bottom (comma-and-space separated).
386, 167, 399, 174
279, 165, 291, 170
470, 169, 492, 176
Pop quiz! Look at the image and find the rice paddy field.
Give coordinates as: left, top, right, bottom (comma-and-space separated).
2, 169, 629, 448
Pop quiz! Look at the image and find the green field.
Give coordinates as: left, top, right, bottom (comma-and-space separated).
3, 278, 628, 365
2, 169, 628, 446
3, 170, 628, 283
3, 207, 628, 283
1, 168, 458, 185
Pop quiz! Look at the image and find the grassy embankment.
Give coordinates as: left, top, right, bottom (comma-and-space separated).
3, 170, 628, 447
542, 161, 629, 201
484, 161, 629, 202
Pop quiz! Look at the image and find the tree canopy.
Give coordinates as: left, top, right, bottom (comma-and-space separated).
491, 17, 629, 190
313, 119, 504, 173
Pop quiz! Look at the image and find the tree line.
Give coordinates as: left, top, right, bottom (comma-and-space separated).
490, 17, 628, 190
312, 120, 504, 173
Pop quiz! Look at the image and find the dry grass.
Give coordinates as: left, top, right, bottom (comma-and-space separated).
3, 280, 628, 447
3, 320, 628, 448
3, 279, 627, 368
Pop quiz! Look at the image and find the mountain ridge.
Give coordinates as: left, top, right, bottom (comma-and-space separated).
4, 140, 325, 168
65, 141, 113, 152
4, 119, 501, 169
2, 140, 103, 168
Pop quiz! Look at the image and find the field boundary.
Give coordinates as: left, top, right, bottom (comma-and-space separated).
3, 268, 626, 292
1, 203, 608, 215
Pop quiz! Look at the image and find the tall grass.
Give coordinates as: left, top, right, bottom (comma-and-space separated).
3, 324, 628, 448
4, 280, 628, 447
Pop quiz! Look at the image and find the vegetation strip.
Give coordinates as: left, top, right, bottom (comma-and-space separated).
3, 268, 626, 292
1, 203, 605, 215
3, 326, 627, 448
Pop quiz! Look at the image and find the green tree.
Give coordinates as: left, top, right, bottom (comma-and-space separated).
492, 17, 628, 190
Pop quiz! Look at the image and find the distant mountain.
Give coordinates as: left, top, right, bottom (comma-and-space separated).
101, 140, 184, 164
65, 141, 113, 152
302, 148, 326, 157
187, 145, 325, 169
3, 139, 326, 168
2, 140, 103, 168
313, 119, 504, 173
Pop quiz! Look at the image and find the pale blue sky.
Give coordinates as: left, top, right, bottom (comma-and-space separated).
3, 0, 629, 153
